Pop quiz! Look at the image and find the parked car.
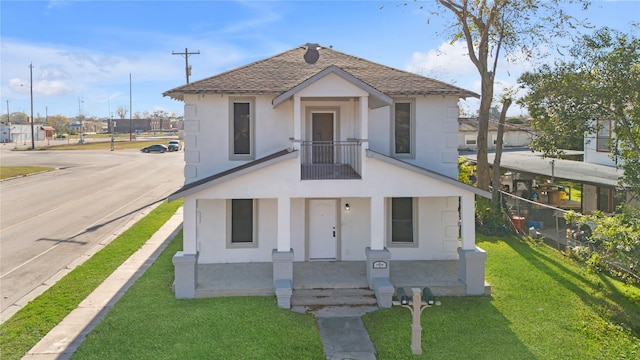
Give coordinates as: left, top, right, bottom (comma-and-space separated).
140, 144, 168, 153
167, 140, 182, 151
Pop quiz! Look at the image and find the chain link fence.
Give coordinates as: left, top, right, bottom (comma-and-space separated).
501, 191, 584, 250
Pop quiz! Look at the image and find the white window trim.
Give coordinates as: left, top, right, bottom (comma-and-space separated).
229, 97, 256, 160
391, 99, 416, 158
226, 199, 259, 248
386, 197, 419, 248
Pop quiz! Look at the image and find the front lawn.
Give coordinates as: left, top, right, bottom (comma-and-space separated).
364, 236, 640, 359
74, 233, 640, 359
72, 235, 325, 359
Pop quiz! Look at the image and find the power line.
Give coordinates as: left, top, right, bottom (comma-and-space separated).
172, 48, 200, 84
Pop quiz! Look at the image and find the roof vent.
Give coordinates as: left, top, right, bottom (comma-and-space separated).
304, 43, 320, 64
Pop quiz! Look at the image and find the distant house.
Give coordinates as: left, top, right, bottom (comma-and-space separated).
582, 119, 633, 213
164, 44, 490, 309
458, 117, 533, 151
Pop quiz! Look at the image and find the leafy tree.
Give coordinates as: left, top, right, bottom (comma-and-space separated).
519, 28, 640, 199
46, 115, 70, 134
420, 0, 590, 193
565, 207, 640, 283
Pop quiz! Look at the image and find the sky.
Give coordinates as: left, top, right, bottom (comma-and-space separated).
1, 0, 639, 120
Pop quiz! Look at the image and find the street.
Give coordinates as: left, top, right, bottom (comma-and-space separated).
0, 144, 184, 320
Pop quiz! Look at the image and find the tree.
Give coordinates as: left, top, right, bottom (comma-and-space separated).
47, 115, 69, 134
519, 28, 640, 199
116, 106, 128, 119
410, 0, 589, 193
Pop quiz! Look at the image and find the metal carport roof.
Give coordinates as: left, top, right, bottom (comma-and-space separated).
464, 151, 623, 188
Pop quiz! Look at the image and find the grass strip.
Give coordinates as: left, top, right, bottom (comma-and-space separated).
72, 233, 325, 359
0, 166, 55, 180
0, 199, 183, 360
364, 235, 640, 359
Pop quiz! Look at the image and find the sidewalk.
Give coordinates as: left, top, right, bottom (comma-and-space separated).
22, 207, 184, 360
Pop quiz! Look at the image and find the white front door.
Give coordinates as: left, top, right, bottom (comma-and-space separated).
308, 199, 337, 260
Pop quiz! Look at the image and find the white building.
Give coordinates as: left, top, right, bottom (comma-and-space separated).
164, 44, 490, 308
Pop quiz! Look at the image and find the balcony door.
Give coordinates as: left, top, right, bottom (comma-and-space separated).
311, 112, 334, 164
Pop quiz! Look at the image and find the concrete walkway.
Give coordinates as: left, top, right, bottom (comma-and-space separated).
22, 207, 184, 360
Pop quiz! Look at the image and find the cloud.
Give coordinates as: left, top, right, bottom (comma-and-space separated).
406, 41, 477, 82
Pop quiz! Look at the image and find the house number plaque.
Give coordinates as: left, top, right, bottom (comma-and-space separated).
372, 261, 387, 269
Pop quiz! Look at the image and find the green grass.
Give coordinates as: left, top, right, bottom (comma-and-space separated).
0, 166, 55, 179
72, 235, 325, 360
364, 236, 640, 359
4, 219, 639, 359
0, 199, 183, 360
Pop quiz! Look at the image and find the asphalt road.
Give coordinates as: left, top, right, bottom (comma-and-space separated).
0, 144, 184, 319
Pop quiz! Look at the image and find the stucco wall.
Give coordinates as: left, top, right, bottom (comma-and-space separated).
182, 75, 461, 183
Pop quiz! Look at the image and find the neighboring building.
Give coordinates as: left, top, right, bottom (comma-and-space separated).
458, 117, 533, 151
0, 123, 49, 143
109, 118, 176, 133
164, 44, 490, 309
582, 119, 631, 213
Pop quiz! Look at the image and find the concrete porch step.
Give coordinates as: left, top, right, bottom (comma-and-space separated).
291, 288, 377, 307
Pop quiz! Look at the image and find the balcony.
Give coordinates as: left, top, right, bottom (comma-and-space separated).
300, 140, 362, 180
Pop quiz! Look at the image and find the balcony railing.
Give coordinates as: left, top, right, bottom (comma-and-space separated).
300, 140, 362, 180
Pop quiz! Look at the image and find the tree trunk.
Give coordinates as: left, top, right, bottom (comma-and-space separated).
491, 98, 512, 209
476, 74, 495, 191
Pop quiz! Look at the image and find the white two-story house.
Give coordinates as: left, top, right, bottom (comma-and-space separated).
164, 44, 490, 309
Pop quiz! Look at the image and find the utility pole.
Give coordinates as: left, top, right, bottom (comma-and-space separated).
29, 62, 35, 150
172, 48, 200, 84
5, 100, 9, 124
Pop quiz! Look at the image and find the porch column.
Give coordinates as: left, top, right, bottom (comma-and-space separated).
182, 197, 198, 254
293, 95, 301, 150
360, 96, 368, 141
460, 193, 475, 250
277, 196, 291, 252
173, 196, 198, 298
458, 193, 487, 295
273, 196, 293, 308
370, 195, 385, 250
458, 247, 487, 295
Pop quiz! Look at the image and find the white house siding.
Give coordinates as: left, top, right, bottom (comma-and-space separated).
187, 155, 470, 264
584, 132, 616, 167
182, 94, 294, 181
182, 76, 461, 184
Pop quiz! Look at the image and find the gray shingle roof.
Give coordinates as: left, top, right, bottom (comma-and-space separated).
163, 44, 479, 101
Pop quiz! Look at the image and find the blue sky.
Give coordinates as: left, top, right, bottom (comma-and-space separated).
1, 0, 638, 120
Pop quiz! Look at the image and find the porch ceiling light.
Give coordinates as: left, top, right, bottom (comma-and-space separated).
345, 203, 350, 211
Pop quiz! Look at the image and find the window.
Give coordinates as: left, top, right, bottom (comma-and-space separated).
229, 98, 255, 160
228, 199, 257, 247
596, 119, 611, 152
393, 101, 414, 157
388, 197, 417, 246
465, 135, 477, 145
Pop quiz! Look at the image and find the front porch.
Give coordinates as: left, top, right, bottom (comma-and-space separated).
194, 260, 489, 299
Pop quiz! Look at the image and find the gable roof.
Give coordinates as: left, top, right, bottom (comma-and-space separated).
163, 44, 479, 102
272, 65, 393, 109
367, 150, 491, 198
167, 149, 297, 201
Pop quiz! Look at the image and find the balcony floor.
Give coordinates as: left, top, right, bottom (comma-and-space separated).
301, 164, 361, 180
